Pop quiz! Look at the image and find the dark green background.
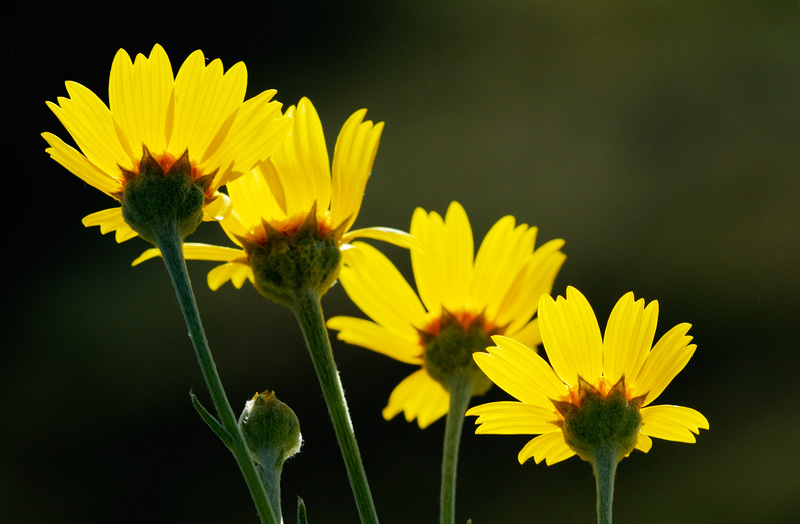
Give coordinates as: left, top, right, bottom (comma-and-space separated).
9, 1, 799, 523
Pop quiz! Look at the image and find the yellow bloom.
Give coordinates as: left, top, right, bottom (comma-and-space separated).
43, 43, 292, 242
466, 286, 709, 466
134, 96, 414, 298
327, 201, 566, 428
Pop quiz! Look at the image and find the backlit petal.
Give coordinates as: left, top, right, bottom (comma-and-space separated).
640, 405, 709, 443
327, 316, 423, 365
330, 109, 383, 232
632, 323, 695, 405
269, 98, 331, 217
382, 370, 449, 429
466, 401, 558, 434
538, 287, 603, 388
473, 336, 567, 408
338, 242, 428, 336
603, 292, 659, 384
517, 432, 575, 465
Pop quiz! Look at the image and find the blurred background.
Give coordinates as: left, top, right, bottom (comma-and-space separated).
8, 1, 800, 523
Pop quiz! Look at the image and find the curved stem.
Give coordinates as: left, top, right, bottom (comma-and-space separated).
154, 224, 279, 524
440, 373, 473, 524
590, 446, 619, 524
289, 287, 379, 524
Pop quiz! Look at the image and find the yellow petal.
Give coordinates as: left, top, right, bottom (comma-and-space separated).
632, 323, 695, 405
269, 98, 331, 217
342, 227, 425, 252
171, 50, 247, 165
208, 90, 291, 187
327, 316, 423, 365
131, 243, 245, 266
330, 108, 383, 232
226, 165, 285, 233
517, 432, 575, 465
382, 370, 449, 429
633, 433, 653, 453
603, 292, 659, 385
207, 261, 253, 290
498, 238, 566, 334
338, 241, 428, 337
506, 318, 542, 348
473, 336, 567, 409
469, 216, 532, 318
42, 132, 122, 197
466, 401, 558, 435
46, 81, 130, 174
640, 405, 709, 443
81, 207, 137, 242
109, 44, 172, 162
538, 287, 603, 388
410, 202, 474, 314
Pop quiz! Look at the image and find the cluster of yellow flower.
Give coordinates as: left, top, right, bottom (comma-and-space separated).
44, 44, 708, 524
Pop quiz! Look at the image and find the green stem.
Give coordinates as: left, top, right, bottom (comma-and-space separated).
154, 224, 279, 524
257, 459, 283, 523
289, 287, 379, 524
590, 446, 619, 524
440, 373, 473, 524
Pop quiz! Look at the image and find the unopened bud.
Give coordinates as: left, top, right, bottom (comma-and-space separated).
239, 390, 302, 468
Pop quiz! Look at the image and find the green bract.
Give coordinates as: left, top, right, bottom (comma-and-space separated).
120, 147, 210, 245
554, 377, 644, 464
422, 310, 496, 394
243, 204, 344, 307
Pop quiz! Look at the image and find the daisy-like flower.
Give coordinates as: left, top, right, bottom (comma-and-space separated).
466, 286, 709, 467
134, 96, 414, 304
327, 201, 567, 428
43, 43, 292, 244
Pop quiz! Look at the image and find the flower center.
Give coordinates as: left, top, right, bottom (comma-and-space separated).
419, 309, 502, 393
553, 376, 645, 463
243, 203, 343, 306
119, 147, 207, 244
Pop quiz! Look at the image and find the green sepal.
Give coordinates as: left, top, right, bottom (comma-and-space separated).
422, 309, 495, 395
120, 146, 206, 245
555, 376, 642, 464
297, 497, 308, 524
190, 391, 233, 448
245, 202, 344, 308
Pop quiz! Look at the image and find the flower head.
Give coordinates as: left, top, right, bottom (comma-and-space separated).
43, 44, 292, 243
327, 201, 566, 428
134, 97, 414, 303
466, 286, 709, 466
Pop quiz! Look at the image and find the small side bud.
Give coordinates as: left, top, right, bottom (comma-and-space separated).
239, 390, 302, 469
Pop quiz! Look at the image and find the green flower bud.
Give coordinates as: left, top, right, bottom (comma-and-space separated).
243, 203, 343, 307
239, 390, 302, 468
421, 309, 495, 394
120, 147, 210, 245
553, 376, 644, 464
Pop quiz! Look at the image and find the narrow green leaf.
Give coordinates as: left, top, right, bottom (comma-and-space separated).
297, 497, 308, 524
190, 391, 233, 447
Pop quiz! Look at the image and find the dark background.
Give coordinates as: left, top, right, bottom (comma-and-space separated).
8, 1, 799, 523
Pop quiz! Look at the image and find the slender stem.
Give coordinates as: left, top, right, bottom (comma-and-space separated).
154, 224, 279, 524
440, 373, 473, 524
590, 446, 619, 524
257, 459, 283, 523
289, 287, 379, 524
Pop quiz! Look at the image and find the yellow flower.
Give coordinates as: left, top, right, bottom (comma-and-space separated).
466, 286, 709, 466
43, 44, 292, 243
134, 96, 415, 300
327, 201, 566, 428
